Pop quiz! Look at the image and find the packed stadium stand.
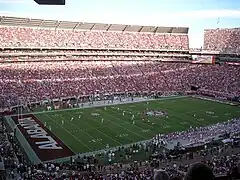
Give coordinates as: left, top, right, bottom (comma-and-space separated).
0, 61, 239, 109
0, 16, 189, 50
0, 16, 239, 180
204, 28, 240, 54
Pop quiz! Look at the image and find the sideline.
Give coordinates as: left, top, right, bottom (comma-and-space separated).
11, 95, 187, 116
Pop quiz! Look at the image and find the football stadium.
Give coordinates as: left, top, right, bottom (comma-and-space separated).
0, 1, 240, 179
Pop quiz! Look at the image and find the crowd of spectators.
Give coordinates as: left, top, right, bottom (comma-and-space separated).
0, 23, 240, 180
0, 27, 189, 50
14, 152, 240, 180
0, 121, 24, 179
0, 49, 188, 55
0, 59, 238, 179
0, 60, 239, 109
2, 26, 240, 55
0, 56, 188, 62
204, 28, 240, 54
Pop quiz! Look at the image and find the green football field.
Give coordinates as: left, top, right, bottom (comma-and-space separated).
34, 97, 240, 154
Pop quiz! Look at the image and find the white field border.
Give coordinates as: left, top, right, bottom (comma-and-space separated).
10, 95, 238, 164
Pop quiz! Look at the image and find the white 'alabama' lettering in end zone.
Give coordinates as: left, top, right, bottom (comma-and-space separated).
18, 117, 63, 150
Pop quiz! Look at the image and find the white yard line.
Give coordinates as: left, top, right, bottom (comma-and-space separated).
43, 113, 93, 151
90, 128, 123, 146
105, 112, 147, 140
61, 111, 123, 147
119, 112, 155, 130
108, 106, 156, 130
70, 121, 130, 132
66, 111, 124, 146
184, 107, 217, 115
107, 108, 156, 135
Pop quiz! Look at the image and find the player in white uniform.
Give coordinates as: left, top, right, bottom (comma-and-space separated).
131, 114, 135, 120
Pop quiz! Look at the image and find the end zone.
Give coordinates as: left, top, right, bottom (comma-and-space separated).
11, 114, 75, 162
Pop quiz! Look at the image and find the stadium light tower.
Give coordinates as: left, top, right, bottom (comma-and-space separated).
34, 0, 65, 5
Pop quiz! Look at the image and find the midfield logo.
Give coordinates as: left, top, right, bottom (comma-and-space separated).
144, 110, 168, 117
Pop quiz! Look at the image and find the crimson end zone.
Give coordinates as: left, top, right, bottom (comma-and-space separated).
11, 114, 75, 162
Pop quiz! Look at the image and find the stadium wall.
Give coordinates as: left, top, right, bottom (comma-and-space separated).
4, 116, 41, 164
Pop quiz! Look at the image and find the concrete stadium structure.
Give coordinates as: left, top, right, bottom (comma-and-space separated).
0, 16, 189, 34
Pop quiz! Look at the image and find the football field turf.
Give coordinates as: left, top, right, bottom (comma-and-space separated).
34, 97, 240, 154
